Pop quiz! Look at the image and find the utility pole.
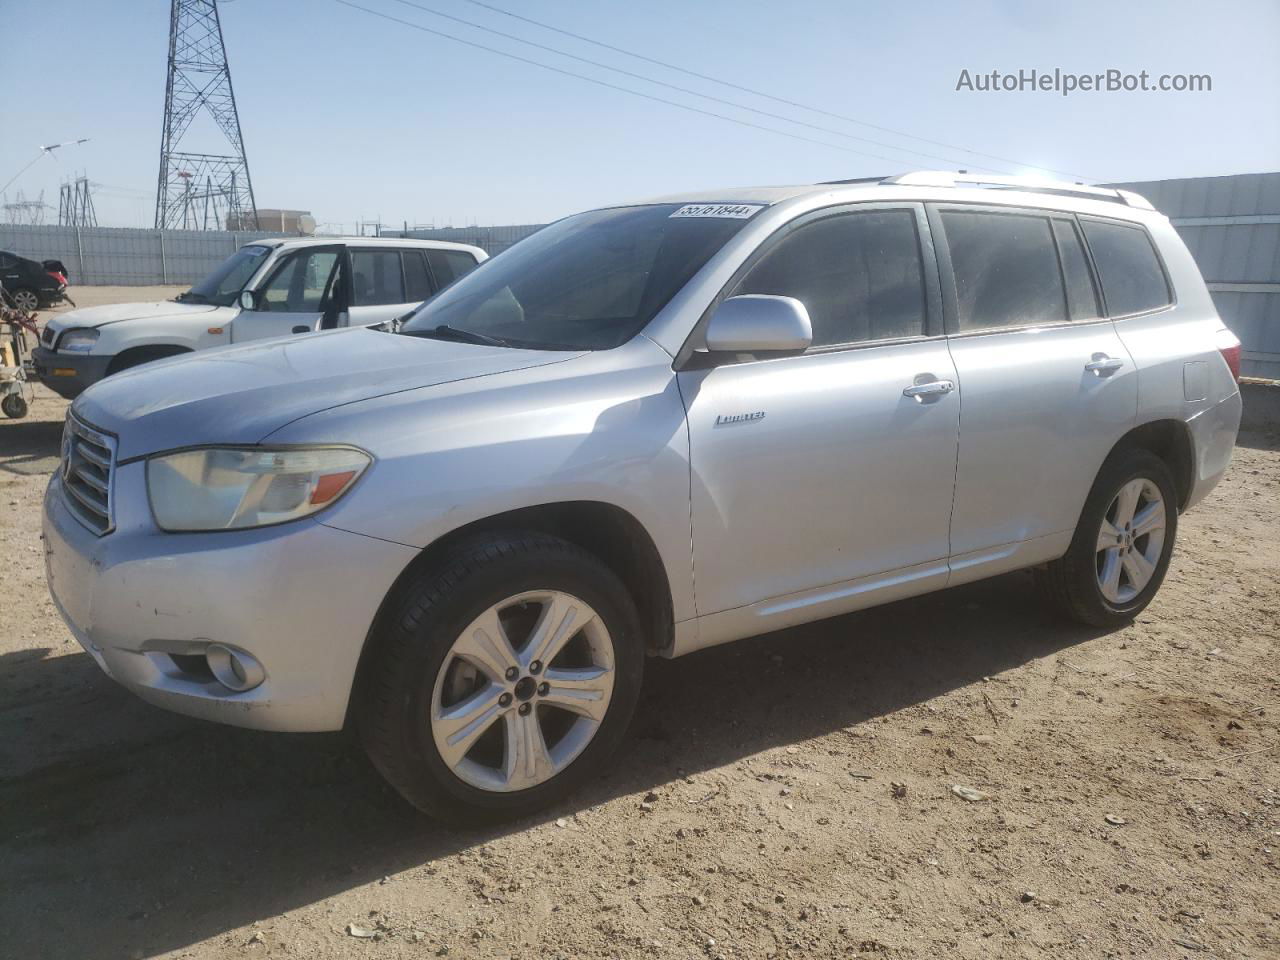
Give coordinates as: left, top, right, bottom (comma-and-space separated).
155, 0, 258, 231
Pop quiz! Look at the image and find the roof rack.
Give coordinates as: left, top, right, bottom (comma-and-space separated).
877, 171, 1155, 210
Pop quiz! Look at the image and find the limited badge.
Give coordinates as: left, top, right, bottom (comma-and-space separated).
669, 203, 764, 219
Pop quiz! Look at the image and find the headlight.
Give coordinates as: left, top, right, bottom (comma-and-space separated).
58, 328, 100, 352
146, 446, 371, 531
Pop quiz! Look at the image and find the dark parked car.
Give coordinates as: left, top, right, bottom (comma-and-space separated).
0, 250, 68, 311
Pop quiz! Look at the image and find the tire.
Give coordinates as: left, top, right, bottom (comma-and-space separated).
356, 532, 645, 823
1, 393, 28, 419
8, 287, 38, 313
1037, 447, 1178, 628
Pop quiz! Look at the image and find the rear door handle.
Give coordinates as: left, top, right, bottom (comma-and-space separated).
1085, 354, 1125, 377
903, 379, 955, 400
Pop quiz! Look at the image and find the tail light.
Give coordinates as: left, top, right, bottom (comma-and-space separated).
1215, 328, 1242, 382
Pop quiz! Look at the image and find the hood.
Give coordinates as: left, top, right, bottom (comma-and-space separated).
47, 299, 221, 330
73, 327, 582, 460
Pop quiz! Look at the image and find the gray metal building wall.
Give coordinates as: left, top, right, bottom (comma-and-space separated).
0, 224, 293, 286
1108, 173, 1280, 380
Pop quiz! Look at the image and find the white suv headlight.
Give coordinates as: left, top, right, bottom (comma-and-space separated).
146, 446, 371, 531
58, 328, 100, 352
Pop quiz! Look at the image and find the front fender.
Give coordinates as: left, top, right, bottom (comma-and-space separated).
273, 340, 698, 622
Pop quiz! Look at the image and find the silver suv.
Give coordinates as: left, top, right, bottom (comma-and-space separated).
44, 173, 1243, 822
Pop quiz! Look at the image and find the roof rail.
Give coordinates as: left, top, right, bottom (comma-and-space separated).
879, 171, 1155, 210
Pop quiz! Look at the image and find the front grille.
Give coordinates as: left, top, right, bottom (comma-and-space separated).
41, 325, 55, 345
61, 413, 117, 535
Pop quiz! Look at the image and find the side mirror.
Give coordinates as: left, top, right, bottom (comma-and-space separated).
238, 289, 258, 311
704, 294, 812, 354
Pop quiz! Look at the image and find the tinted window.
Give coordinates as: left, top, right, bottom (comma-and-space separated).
1052, 218, 1100, 321
426, 249, 479, 288
260, 249, 339, 312
732, 210, 925, 347
942, 210, 1066, 331
402, 251, 432, 301
1081, 219, 1170, 316
401, 204, 753, 350
350, 250, 406, 306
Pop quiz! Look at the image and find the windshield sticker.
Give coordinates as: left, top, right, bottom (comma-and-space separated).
242, 247, 268, 257
669, 203, 764, 220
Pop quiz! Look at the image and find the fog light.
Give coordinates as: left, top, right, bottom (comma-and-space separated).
205, 643, 265, 692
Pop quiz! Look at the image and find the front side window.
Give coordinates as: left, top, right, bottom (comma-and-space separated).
942, 210, 1067, 331
259, 249, 339, 313
401, 204, 755, 350
1081, 219, 1171, 316
185, 244, 270, 306
350, 250, 406, 306
731, 210, 926, 347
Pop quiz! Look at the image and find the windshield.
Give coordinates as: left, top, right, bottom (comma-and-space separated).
180, 244, 271, 306
400, 203, 759, 350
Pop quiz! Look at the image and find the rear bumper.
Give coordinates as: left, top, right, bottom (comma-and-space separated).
1185, 389, 1243, 510
43, 463, 418, 731
31, 346, 111, 399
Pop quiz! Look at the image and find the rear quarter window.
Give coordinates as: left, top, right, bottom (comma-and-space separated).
1080, 219, 1171, 317
426, 249, 480, 289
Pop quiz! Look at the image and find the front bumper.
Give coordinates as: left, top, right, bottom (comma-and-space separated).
43, 460, 418, 731
31, 346, 112, 399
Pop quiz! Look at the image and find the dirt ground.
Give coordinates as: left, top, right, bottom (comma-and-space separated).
2, 287, 1277, 960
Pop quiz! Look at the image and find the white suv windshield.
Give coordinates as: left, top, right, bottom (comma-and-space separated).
178, 245, 271, 306
400, 204, 757, 350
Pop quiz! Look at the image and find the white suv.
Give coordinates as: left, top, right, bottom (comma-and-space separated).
33, 236, 485, 398
43, 173, 1242, 822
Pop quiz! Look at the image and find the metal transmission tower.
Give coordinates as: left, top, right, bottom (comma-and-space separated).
154, 0, 258, 230
59, 176, 98, 227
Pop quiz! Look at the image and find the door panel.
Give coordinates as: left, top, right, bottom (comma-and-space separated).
931, 203, 1139, 555
680, 340, 959, 616
232, 246, 342, 342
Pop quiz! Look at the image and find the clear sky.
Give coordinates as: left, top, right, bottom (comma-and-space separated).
2, 0, 1277, 230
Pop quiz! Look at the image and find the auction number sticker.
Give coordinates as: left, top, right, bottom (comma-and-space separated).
669, 203, 764, 219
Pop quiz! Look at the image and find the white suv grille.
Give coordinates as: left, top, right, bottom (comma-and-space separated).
61, 413, 117, 535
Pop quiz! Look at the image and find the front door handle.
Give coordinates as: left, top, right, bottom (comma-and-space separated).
1085, 354, 1125, 377
903, 379, 955, 401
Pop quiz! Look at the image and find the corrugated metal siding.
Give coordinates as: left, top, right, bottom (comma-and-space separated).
1108, 172, 1280, 378
0, 224, 292, 286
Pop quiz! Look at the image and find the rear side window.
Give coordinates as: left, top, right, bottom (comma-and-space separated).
732, 210, 926, 347
1052, 218, 1100, 321
402, 251, 432, 301
941, 210, 1066, 331
426, 249, 480, 289
350, 250, 406, 305
1080, 219, 1171, 316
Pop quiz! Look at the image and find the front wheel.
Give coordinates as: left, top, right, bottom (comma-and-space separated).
1037, 448, 1178, 628
357, 533, 644, 823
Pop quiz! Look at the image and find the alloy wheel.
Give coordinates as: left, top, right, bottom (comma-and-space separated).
1095, 477, 1166, 604
430, 590, 615, 792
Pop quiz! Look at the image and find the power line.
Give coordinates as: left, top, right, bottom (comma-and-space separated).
457, 0, 1096, 182
384, 0, 1003, 173
335, 0, 915, 167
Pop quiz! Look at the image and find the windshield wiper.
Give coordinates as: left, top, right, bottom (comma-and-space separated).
174, 291, 211, 304
405, 324, 512, 348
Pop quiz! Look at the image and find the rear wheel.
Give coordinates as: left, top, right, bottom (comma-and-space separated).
1038, 448, 1177, 628
357, 533, 644, 823
7, 287, 39, 313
